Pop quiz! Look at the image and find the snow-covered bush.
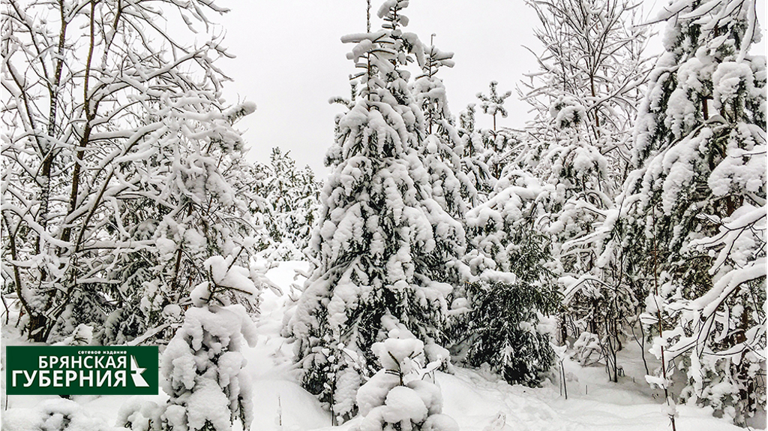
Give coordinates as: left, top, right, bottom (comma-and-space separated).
116, 399, 164, 431
357, 323, 459, 431
151, 257, 268, 431
56, 324, 94, 346
3, 398, 121, 431
160, 303, 257, 430
560, 274, 637, 381
572, 331, 603, 366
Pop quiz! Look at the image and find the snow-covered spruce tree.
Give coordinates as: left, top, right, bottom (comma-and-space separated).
413, 39, 478, 213
619, 0, 766, 424
411, 37, 478, 311
1, 0, 259, 344
475, 82, 518, 180
458, 169, 560, 386
478, 81, 512, 133
247, 148, 321, 261
456, 104, 495, 203
284, 0, 465, 423
356, 318, 458, 431
155, 257, 265, 431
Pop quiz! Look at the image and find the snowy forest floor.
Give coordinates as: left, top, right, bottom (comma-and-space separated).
2, 261, 757, 431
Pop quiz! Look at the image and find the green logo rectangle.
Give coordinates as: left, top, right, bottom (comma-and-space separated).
5, 346, 158, 395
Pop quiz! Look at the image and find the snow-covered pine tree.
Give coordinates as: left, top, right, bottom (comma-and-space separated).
1, 0, 259, 344
157, 257, 264, 431
459, 169, 560, 386
457, 104, 495, 203
475, 82, 518, 180
413, 38, 478, 213
619, 0, 766, 424
284, 0, 465, 422
248, 148, 321, 261
356, 318, 459, 431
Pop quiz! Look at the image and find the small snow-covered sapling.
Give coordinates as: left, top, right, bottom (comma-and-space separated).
356, 326, 459, 431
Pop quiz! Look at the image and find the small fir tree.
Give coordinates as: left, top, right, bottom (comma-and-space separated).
356, 319, 459, 431
459, 170, 560, 386
158, 256, 264, 431
475, 82, 517, 179
284, 0, 465, 422
457, 104, 496, 203
412, 39, 477, 216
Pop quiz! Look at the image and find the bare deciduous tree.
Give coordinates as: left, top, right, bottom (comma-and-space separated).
2, 0, 258, 343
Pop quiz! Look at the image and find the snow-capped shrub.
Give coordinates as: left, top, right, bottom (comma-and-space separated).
2, 398, 121, 431
116, 398, 164, 431
549, 96, 586, 130
56, 324, 94, 346
356, 325, 459, 431
156, 259, 264, 431
160, 303, 256, 431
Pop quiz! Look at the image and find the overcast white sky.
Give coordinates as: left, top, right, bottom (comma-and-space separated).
213, 0, 765, 175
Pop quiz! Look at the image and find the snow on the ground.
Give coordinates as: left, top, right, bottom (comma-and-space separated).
1, 261, 757, 430
247, 261, 332, 430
